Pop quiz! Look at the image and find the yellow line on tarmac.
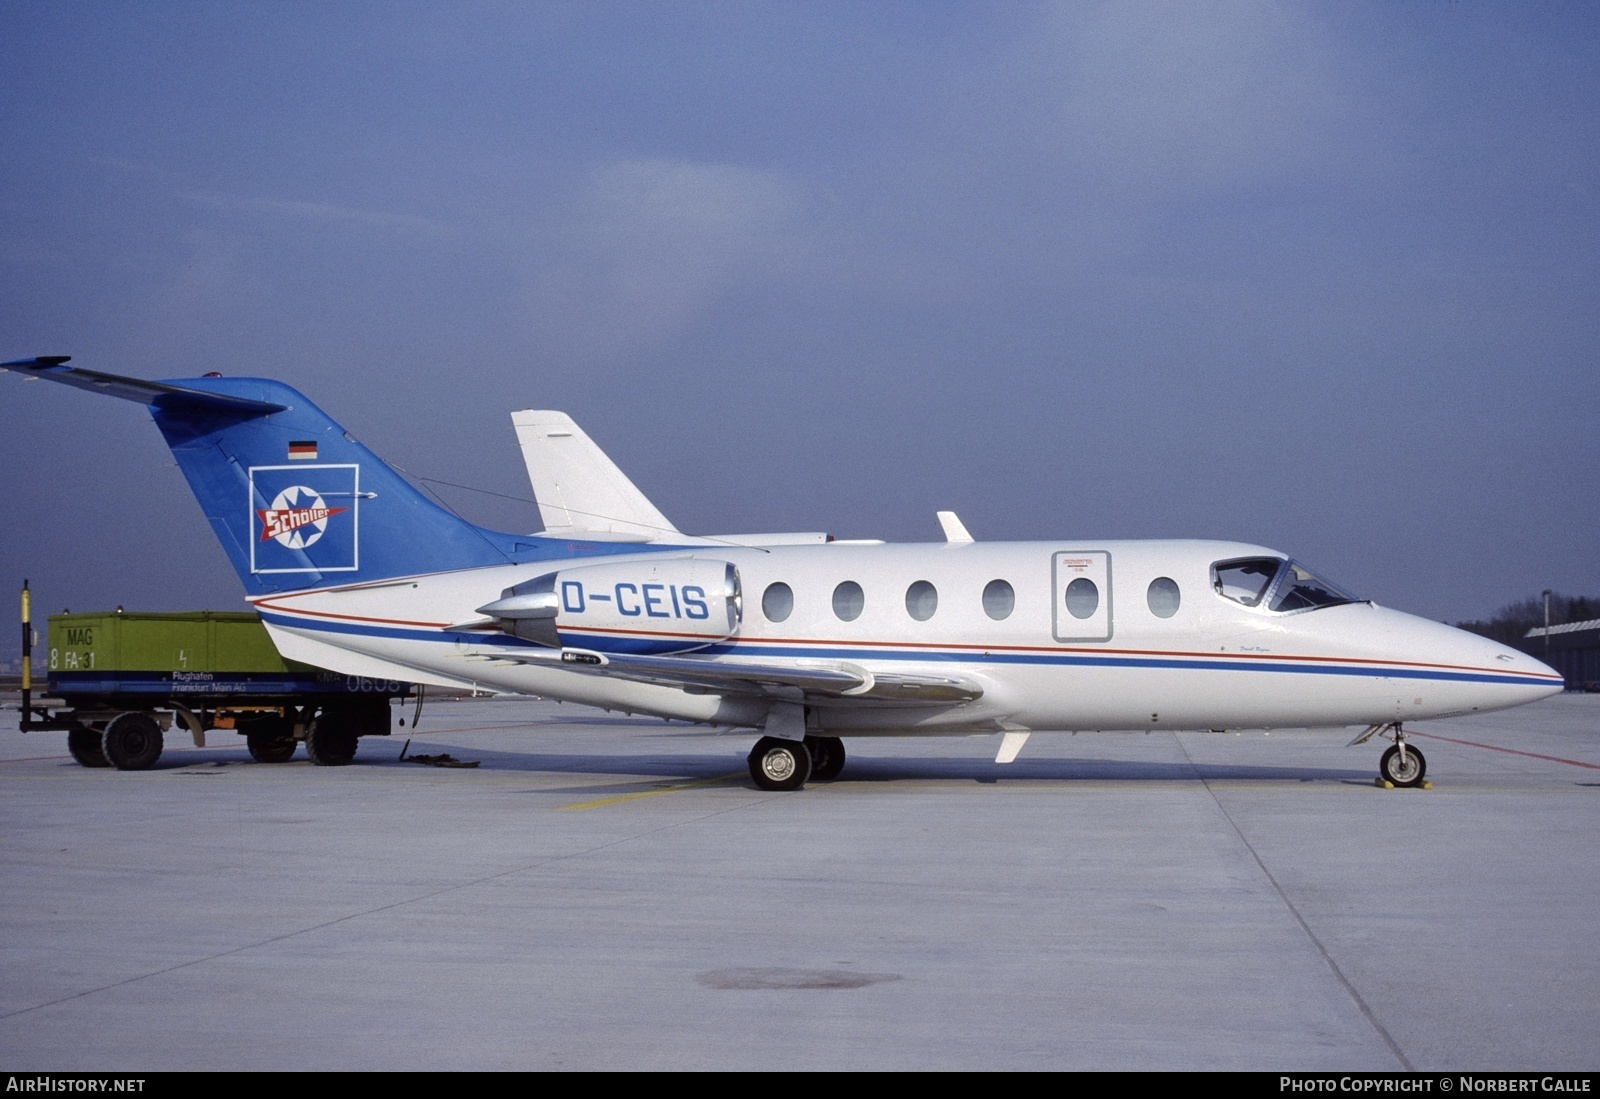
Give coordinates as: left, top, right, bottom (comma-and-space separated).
560, 771, 744, 811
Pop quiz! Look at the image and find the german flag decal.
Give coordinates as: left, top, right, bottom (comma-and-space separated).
288, 440, 318, 460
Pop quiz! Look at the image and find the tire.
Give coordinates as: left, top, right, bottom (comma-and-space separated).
68, 726, 110, 768
806, 735, 846, 782
305, 709, 358, 766
102, 712, 163, 771
338, 698, 392, 738
1380, 743, 1426, 787
245, 718, 297, 763
748, 736, 811, 791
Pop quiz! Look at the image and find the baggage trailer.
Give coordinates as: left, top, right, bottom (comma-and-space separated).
19, 587, 414, 770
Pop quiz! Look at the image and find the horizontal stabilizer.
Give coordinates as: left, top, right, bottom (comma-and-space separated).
1, 357, 286, 415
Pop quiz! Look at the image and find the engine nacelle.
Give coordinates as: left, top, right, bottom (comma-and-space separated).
477, 558, 742, 654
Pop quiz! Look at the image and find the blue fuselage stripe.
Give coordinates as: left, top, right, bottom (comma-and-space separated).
255, 612, 1553, 688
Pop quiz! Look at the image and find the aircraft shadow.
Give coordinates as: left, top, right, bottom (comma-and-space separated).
367, 743, 1377, 787
75, 735, 1369, 787
78, 742, 1375, 786
836, 756, 1377, 785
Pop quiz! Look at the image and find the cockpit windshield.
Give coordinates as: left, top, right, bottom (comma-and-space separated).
1212, 557, 1360, 614
1268, 562, 1359, 612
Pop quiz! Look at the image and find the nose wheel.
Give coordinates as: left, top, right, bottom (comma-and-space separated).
1352, 722, 1428, 788
1379, 742, 1426, 787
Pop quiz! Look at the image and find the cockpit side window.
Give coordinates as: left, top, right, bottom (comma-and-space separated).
1212, 557, 1282, 607
1212, 557, 1361, 613
1268, 563, 1358, 613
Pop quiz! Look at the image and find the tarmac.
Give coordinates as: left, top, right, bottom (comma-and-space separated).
1, 692, 1596, 1071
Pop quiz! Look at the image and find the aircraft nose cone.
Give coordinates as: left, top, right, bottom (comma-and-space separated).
1505, 647, 1565, 693
1364, 610, 1567, 717
1465, 632, 1565, 706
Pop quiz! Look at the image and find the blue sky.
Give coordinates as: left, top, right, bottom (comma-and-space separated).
2, 1, 1596, 643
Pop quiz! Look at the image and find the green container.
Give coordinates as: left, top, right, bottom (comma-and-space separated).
46, 611, 305, 676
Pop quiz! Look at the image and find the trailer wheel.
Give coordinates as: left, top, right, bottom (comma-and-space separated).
240, 716, 297, 761
68, 726, 110, 768
102, 712, 163, 771
305, 710, 358, 766
344, 697, 392, 737
246, 726, 297, 761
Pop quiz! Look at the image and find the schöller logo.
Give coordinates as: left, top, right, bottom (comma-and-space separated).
258, 486, 349, 549
248, 464, 360, 574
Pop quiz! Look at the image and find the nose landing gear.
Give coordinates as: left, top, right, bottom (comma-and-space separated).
1350, 722, 1428, 788
1379, 742, 1426, 787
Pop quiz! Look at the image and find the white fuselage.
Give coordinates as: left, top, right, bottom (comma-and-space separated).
253, 538, 1562, 735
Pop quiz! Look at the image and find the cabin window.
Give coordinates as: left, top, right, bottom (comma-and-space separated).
1064, 577, 1099, 619
832, 581, 865, 622
905, 580, 938, 621
762, 582, 793, 623
983, 579, 1014, 620
1211, 557, 1281, 607
1147, 577, 1181, 618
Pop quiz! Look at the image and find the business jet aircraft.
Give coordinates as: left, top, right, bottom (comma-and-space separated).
4, 356, 1563, 789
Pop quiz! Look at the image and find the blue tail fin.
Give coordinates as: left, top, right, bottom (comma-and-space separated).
5, 358, 560, 595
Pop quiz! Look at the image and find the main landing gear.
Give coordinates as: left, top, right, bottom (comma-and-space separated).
806, 735, 846, 782
1350, 722, 1427, 788
747, 735, 846, 791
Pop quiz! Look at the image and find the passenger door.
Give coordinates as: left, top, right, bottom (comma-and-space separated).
1052, 550, 1112, 643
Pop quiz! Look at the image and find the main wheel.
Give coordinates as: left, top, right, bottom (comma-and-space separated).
305, 709, 358, 766
68, 726, 110, 768
748, 736, 811, 791
1380, 743, 1426, 787
806, 735, 846, 782
102, 712, 163, 771
245, 719, 297, 763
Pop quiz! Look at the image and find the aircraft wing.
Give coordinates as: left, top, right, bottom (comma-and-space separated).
465, 648, 984, 706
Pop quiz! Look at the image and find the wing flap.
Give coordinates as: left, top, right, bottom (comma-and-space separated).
464, 648, 983, 706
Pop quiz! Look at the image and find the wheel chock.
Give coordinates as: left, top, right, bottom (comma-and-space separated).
1372, 777, 1432, 790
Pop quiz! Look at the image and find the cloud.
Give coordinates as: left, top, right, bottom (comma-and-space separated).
93, 155, 456, 240
1036, 0, 1349, 194
180, 189, 456, 241
525, 158, 808, 358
